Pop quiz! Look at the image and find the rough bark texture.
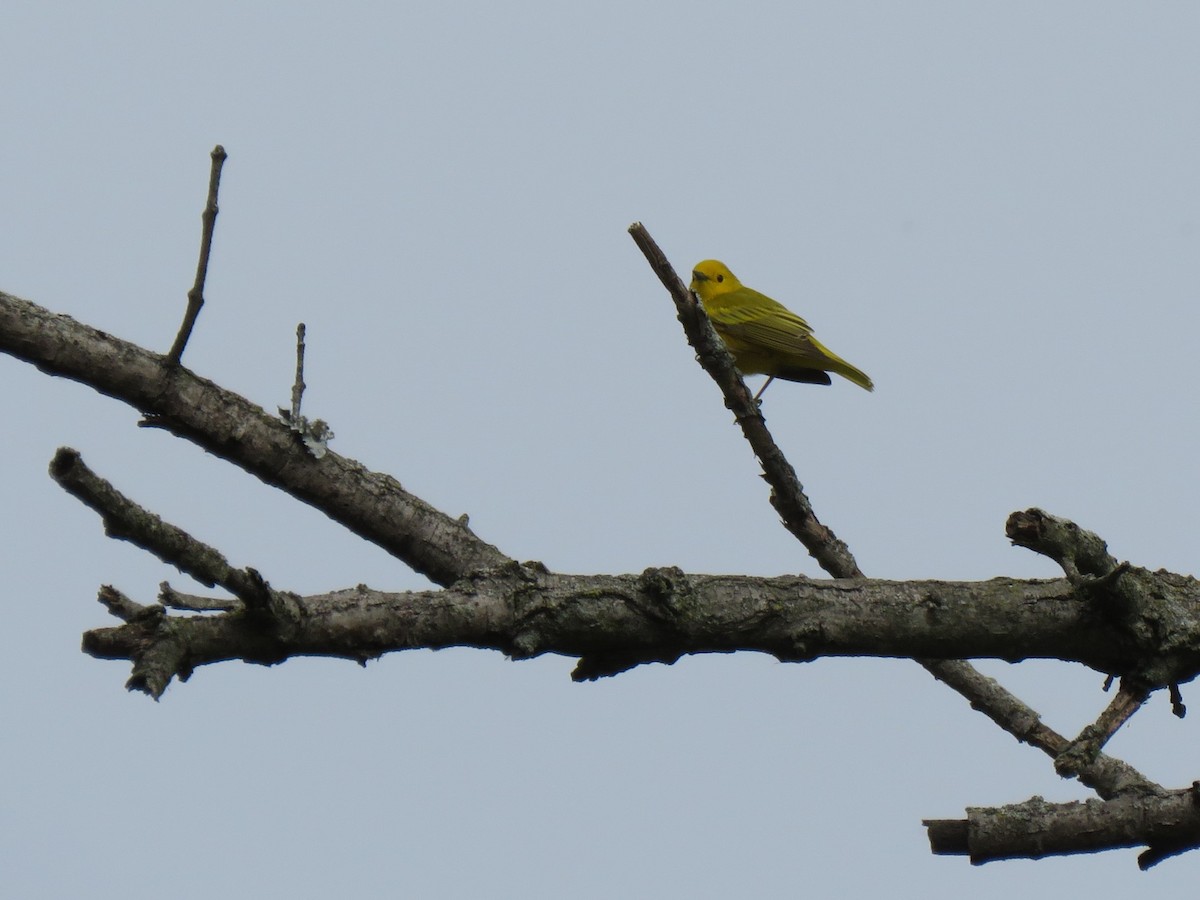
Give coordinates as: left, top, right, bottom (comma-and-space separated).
926, 790, 1200, 867
5, 262, 1200, 867
73, 566, 1200, 693
0, 290, 506, 585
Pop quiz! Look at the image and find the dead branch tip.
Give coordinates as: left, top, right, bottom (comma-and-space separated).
167, 144, 229, 365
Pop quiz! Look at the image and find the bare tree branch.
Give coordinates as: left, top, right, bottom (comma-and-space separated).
0, 289, 510, 585
925, 789, 1200, 865
1006, 507, 1119, 579
291, 322, 306, 417
97, 584, 152, 622
1055, 680, 1150, 778
159, 583, 241, 613
50, 447, 270, 606
920, 660, 1160, 800
81, 570, 1083, 692
67, 502, 1200, 700
277, 322, 334, 458
168, 144, 227, 365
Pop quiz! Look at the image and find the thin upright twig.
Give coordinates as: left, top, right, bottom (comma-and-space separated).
278, 322, 334, 458
291, 322, 307, 422
167, 144, 227, 365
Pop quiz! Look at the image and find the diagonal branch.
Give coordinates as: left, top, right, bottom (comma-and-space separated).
1055, 679, 1150, 778
50, 447, 269, 606
0, 289, 510, 586
628, 222, 862, 578
923, 661, 1160, 799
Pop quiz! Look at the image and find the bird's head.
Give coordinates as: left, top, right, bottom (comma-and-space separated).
690, 259, 741, 300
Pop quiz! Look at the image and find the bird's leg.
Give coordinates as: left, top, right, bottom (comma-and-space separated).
752, 376, 775, 404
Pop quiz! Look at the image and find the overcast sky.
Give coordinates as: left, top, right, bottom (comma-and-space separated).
4, 3, 1200, 897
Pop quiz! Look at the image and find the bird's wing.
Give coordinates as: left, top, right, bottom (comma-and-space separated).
709, 290, 818, 354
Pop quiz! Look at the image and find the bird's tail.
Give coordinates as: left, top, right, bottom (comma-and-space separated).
810, 336, 874, 391
828, 358, 874, 391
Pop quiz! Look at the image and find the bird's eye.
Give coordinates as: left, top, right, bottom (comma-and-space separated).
716, 274, 724, 283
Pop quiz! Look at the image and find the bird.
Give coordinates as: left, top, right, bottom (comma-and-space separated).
689, 259, 873, 400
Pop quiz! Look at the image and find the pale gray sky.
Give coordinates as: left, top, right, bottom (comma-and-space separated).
4, 2, 1199, 896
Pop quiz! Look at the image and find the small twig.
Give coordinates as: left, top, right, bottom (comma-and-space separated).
167, 144, 227, 365
1170, 683, 1187, 718
278, 322, 334, 458
291, 323, 307, 421
1056, 680, 1150, 777
97, 585, 154, 623
159, 582, 241, 613
1140, 836, 1200, 870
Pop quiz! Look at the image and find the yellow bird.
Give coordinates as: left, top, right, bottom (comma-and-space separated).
689, 259, 874, 399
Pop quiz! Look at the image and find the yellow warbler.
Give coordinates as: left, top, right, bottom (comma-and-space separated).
689, 259, 874, 398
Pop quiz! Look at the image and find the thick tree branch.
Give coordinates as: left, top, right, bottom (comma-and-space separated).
925, 789, 1200, 866
0, 289, 510, 585
79, 551, 1200, 698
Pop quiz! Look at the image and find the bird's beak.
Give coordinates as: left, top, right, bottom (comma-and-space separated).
691, 269, 707, 283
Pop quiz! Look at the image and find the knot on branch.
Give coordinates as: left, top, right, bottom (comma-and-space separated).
1054, 726, 1107, 777
85, 587, 181, 699
636, 566, 693, 614
567, 569, 696, 683
1089, 568, 1200, 690
84, 578, 299, 697
500, 561, 556, 660
237, 567, 277, 616
1007, 509, 1200, 690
